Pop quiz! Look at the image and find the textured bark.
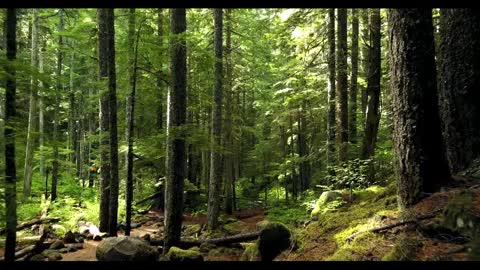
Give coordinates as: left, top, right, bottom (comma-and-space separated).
106, 8, 119, 237
388, 9, 451, 209
298, 102, 311, 191
39, 41, 45, 189
224, 9, 233, 215
208, 8, 223, 230
97, 8, 111, 232
438, 9, 480, 174
360, 9, 369, 121
125, 9, 135, 176
52, 9, 64, 202
361, 9, 381, 159
125, 8, 136, 235
336, 8, 348, 163
349, 9, 359, 144
23, 8, 39, 198
4, 8, 17, 262
327, 8, 336, 173
164, 8, 187, 253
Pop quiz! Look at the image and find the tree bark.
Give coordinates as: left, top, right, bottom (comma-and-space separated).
106, 8, 119, 237
327, 8, 336, 174
208, 8, 224, 230
349, 9, 359, 144
23, 8, 39, 199
361, 9, 381, 159
224, 9, 234, 215
156, 8, 164, 131
438, 9, 480, 174
164, 8, 187, 253
52, 9, 64, 202
360, 9, 369, 122
4, 8, 17, 262
97, 8, 111, 232
388, 9, 451, 209
38, 40, 45, 191
336, 8, 348, 163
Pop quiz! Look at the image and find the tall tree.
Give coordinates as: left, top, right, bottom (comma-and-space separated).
208, 8, 223, 230
361, 8, 381, 159
23, 8, 39, 198
52, 9, 64, 202
388, 9, 451, 209
326, 8, 336, 174
156, 8, 164, 131
224, 8, 234, 215
97, 8, 111, 232
349, 8, 359, 144
438, 9, 480, 174
39, 40, 45, 191
4, 8, 17, 262
163, 8, 187, 253
360, 9, 369, 121
106, 8, 119, 237
336, 8, 348, 163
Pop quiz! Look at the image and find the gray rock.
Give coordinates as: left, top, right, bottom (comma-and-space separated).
50, 240, 65, 250
58, 248, 69, 253
30, 254, 46, 261
96, 236, 159, 261
64, 231, 77, 244
41, 250, 62, 261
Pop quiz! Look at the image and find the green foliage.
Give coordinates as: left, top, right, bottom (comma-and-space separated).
325, 159, 375, 190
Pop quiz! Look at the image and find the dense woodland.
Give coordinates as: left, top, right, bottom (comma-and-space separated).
0, 8, 480, 262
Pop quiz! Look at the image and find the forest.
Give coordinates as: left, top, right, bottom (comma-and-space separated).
0, 8, 479, 262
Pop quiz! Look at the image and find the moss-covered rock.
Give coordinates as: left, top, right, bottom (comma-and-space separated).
240, 243, 260, 261
328, 232, 383, 261
258, 221, 291, 261
183, 224, 202, 237
469, 234, 480, 261
166, 246, 204, 262
381, 235, 421, 261
199, 242, 217, 253
442, 191, 479, 237
311, 191, 343, 216
224, 220, 247, 235
208, 246, 240, 257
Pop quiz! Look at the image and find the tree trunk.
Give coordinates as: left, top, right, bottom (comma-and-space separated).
156, 8, 164, 131
39, 39, 45, 189
361, 9, 381, 159
224, 9, 234, 215
106, 8, 119, 237
97, 8, 111, 233
388, 9, 451, 209
52, 9, 64, 202
23, 8, 39, 199
327, 8, 336, 175
438, 9, 480, 174
336, 8, 348, 163
164, 8, 187, 253
360, 9, 369, 122
349, 8, 359, 144
69, 51, 76, 174
208, 8, 224, 231
126, 8, 141, 236
4, 8, 17, 262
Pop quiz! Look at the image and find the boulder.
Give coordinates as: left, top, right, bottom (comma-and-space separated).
311, 190, 343, 216
96, 236, 159, 261
165, 246, 204, 262
41, 250, 63, 261
30, 254, 46, 261
63, 231, 77, 244
257, 221, 291, 261
50, 240, 65, 250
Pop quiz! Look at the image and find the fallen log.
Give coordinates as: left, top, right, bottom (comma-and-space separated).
0, 230, 51, 261
136, 191, 162, 206
345, 210, 440, 243
0, 217, 60, 235
150, 231, 260, 249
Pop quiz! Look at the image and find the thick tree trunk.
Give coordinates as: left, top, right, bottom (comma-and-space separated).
106, 8, 119, 237
52, 9, 64, 202
224, 9, 234, 215
327, 8, 336, 174
388, 9, 451, 209
4, 8, 17, 262
361, 9, 381, 159
97, 8, 111, 233
208, 8, 224, 230
349, 9, 359, 144
164, 8, 187, 253
336, 8, 348, 163
39, 42, 45, 190
125, 9, 135, 177
23, 8, 39, 199
438, 9, 480, 174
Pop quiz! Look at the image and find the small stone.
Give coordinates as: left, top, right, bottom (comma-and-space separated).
47, 252, 63, 261
93, 235, 103, 241
64, 231, 77, 244
77, 236, 85, 243
50, 240, 65, 250
30, 254, 46, 261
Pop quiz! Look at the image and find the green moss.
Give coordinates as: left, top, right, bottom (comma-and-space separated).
381, 236, 421, 261
166, 246, 203, 261
224, 221, 247, 235
469, 233, 480, 261
208, 246, 240, 257
240, 243, 260, 261
327, 232, 383, 261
